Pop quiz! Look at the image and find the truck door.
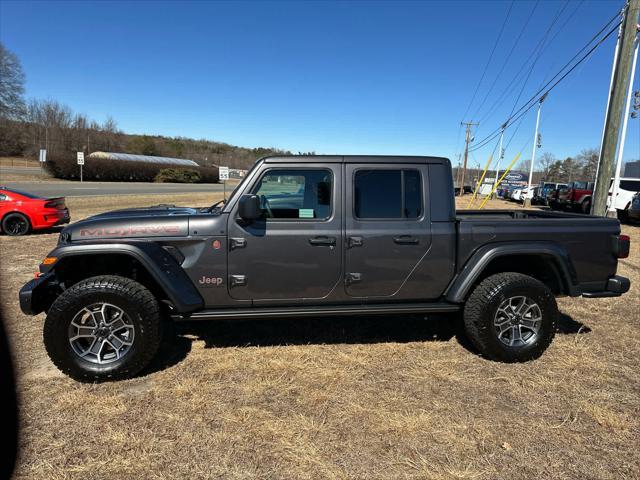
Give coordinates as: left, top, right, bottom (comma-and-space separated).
344, 164, 432, 298
227, 164, 342, 302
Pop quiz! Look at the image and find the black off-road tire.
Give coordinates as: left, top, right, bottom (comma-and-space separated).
463, 272, 558, 362
2, 212, 31, 236
44, 275, 162, 382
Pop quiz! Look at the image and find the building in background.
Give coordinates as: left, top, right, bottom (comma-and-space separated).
624, 160, 640, 177
88, 151, 199, 167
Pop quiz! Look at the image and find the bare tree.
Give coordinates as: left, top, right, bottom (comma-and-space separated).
577, 148, 599, 181
0, 43, 26, 119
538, 152, 556, 179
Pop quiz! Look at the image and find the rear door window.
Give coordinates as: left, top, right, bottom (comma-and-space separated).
354, 169, 423, 219
620, 180, 640, 191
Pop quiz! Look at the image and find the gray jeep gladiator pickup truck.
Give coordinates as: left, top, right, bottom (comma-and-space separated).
19, 155, 631, 382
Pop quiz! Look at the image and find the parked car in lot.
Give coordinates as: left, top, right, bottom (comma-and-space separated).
629, 192, 640, 222
607, 177, 640, 222
510, 188, 523, 201
553, 181, 594, 213
0, 187, 70, 236
20, 155, 631, 382
547, 183, 567, 209
533, 182, 560, 206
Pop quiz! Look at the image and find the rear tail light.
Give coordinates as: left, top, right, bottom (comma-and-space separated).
44, 200, 56, 208
614, 234, 630, 259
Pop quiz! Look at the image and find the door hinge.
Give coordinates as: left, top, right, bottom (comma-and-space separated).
230, 275, 247, 287
230, 238, 247, 250
345, 272, 362, 285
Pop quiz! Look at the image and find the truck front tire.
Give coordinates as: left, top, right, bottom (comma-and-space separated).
43, 275, 162, 382
463, 272, 557, 362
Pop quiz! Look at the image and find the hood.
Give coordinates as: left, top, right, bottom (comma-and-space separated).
59, 204, 212, 243
88, 204, 199, 220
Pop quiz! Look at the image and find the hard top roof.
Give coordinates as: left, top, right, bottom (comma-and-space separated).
262, 155, 450, 165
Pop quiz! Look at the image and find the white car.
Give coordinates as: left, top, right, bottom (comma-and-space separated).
512, 187, 533, 203
511, 188, 523, 201
607, 177, 640, 221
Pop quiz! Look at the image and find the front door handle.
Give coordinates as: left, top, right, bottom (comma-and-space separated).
393, 235, 419, 245
308, 236, 336, 246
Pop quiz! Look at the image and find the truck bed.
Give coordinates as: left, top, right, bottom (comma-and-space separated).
455, 209, 606, 221
454, 209, 622, 294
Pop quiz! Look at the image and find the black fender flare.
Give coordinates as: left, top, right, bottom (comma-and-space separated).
43, 242, 204, 313
445, 242, 580, 303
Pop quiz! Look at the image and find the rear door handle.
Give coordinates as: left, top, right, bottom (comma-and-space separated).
393, 235, 419, 245
347, 236, 363, 248
308, 236, 336, 246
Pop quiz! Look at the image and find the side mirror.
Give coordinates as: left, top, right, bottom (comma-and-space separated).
238, 194, 261, 221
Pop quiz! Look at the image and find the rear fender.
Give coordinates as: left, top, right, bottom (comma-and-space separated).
445, 242, 579, 303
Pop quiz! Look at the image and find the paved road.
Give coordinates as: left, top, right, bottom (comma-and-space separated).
1, 166, 45, 175
1, 180, 226, 197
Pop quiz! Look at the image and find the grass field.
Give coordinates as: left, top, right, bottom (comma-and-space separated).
1, 193, 639, 479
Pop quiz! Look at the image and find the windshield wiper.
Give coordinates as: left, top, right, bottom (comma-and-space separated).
202, 199, 226, 213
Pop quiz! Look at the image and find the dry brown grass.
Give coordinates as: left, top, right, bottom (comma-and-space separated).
1, 194, 639, 479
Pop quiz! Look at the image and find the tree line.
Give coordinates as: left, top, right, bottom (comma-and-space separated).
0, 42, 289, 170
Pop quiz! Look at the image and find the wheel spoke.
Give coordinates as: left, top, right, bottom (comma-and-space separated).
79, 337, 98, 357
520, 318, 539, 330
70, 327, 95, 341
510, 325, 523, 346
109, 318, 126, 332
104, 339, 120, 359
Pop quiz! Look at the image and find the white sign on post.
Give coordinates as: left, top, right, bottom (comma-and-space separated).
77, 152, 85, 165
219, 166, 229, 181
39, 149, 47, 163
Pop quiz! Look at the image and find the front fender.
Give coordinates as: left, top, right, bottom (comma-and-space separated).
445, 242, 580, 303
35, 241, 203, 314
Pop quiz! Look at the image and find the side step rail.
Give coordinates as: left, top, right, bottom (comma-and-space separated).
172, 302, 460, 321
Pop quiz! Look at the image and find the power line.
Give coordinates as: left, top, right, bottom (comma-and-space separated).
472, 1, 539, 122
460, 1, 515, 122
478, 0, 569, 126
506, 1, 570, 119
469, 15, 621, 153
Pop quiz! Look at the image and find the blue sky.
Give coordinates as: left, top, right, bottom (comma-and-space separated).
1, 0, 638, 165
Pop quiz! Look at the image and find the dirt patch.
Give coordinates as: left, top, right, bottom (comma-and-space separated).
1, 194, 638, 479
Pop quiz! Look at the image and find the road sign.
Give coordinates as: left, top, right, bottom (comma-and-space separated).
39, 149, 47, 163
77, 152, 85, 165
219, 166, 229, 181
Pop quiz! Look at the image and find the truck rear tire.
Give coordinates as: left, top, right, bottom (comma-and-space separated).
463, 272, 557, 362
43, 275, 162, 382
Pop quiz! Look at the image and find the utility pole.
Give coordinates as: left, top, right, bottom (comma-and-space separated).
524, 94, 547, 207
592, 0, 640, 216
492, 125, 506, 197
609, 34, 639, 215
459, 121, 479, 196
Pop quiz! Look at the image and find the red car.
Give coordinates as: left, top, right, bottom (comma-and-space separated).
553, 181, 594, 213
0, 187, 70, 236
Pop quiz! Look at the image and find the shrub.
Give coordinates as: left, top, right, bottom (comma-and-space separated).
43, 154, 219, 183
155, 168, 201, 183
